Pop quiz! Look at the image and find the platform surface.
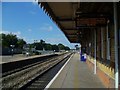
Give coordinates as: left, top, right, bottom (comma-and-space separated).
0, 53, 55, 64
48, 53, 105, 88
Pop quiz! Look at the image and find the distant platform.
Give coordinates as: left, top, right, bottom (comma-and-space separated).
0, 53, 58, 64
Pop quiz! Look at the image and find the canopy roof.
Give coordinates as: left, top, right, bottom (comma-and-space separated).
38, 2, 114, 43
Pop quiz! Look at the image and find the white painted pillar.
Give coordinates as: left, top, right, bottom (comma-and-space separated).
113, 2, 119, 89
106, 23, 110, 60
94, 29, 96, 74
101, 27, 103, 59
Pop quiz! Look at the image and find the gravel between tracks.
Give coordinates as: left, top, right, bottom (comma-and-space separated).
2, 53, 71, 89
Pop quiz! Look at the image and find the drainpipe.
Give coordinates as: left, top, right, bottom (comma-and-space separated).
113, 2, 119, 89
94, 29, 96, 74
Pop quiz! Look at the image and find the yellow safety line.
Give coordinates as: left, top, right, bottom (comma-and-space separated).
74, 54, 79, 88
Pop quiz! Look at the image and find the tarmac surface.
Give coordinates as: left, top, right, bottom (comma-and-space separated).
48, 53, 105, 88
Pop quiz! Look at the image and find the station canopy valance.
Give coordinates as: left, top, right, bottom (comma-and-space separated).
38, 2, 113, 43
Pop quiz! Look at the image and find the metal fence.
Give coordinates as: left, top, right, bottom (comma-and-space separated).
1, 47, 22, 55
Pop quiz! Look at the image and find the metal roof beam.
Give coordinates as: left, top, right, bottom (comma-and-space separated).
76, 13, 111, 19
63, 25, 106, 30
56, 13, 111, 22
67, 35, 77, 37
56, 18, 75, 21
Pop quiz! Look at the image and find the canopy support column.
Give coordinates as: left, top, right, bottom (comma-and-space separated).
94, 29, 96, 74
113, 2, 119, 89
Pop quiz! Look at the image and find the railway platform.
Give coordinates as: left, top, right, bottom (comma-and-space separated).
46, 53, 105, 88
0, 52, 62, 64
0, 54, 51, 64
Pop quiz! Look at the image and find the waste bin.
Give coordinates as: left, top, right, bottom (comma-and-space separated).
81, 54, 86, 62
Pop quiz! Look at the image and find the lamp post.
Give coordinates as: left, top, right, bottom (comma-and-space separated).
34, 40, 37, 52
10, 45, 15, 56
42, 41, 45, 51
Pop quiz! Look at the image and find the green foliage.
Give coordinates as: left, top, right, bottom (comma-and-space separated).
1, 33, 26, 49
40, 40, 45, 44
64, 46, 70, 50
44, 44, 52, 50
1, 33, 71, 51
17, 39, 26, 49
58, 43, 65, 50
32, 40, 71, 51
6, 34, 18, 47
34, 42, 43, 50
52, 44, 59, 51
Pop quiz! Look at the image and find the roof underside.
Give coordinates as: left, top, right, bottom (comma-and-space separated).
38, 2, 114, 43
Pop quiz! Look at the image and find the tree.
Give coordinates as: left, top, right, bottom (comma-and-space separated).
75, 45, 79, 50
58, 43, 65, 50
7, 33, 18, 47
1, 33, 26, 49
35, 43, 43, 50
1, 33, 18, 48
64, 46, 70, 50
44, 44, 52, 50
0, 33, 8, 47
40, 39, 45, 50
17, 39, 26, 49
52, 44, 59, 51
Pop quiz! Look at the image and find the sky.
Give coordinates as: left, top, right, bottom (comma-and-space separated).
2, 2, 79, 49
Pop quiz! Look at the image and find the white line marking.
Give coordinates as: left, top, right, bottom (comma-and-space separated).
44, 54, 74, 90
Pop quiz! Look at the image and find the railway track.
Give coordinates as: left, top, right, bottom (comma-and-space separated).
21, 53, 73, 89
2, 54, 58, 77
2, 52, 73, 89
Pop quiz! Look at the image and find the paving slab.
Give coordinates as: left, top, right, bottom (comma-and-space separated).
49, 53, 105, 88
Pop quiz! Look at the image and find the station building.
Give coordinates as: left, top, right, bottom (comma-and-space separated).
38, 2, 120, 88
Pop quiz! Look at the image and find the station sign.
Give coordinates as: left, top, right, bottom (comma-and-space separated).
76, 17, 107, 27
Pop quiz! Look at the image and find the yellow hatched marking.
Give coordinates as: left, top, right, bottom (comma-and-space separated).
87, 55, 115, 79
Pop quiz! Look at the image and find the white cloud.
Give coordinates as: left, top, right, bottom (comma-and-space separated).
14, 31, 21, 35
29, 11, 36, 15
0, 30, 22, 38
28, 28, 32, 32
48, 26, 53, 31
45, 38, 64, 44
39, 24, 53, 32
24, 38, 35, 43
32, 0, 38, 5
0, 30, 10, 34
21, 36, 26, 40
